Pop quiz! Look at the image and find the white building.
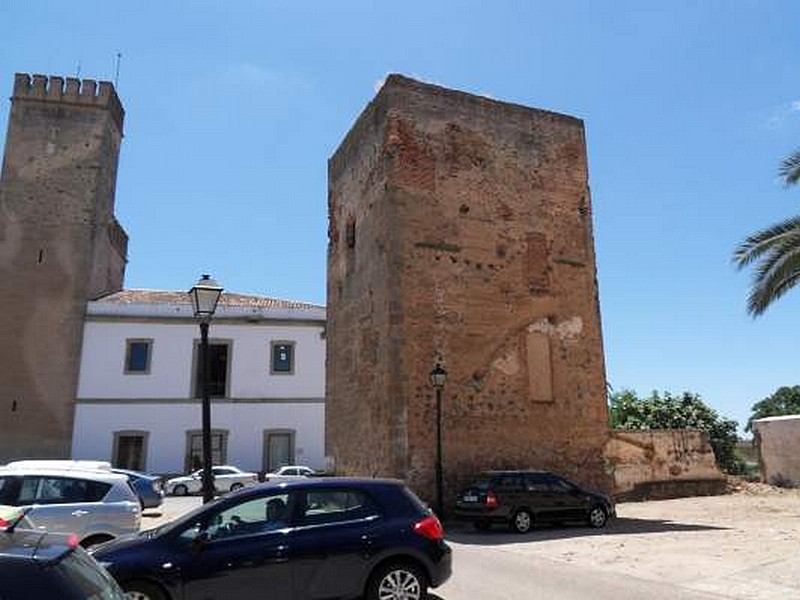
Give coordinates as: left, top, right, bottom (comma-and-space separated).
71, 290, 326, 475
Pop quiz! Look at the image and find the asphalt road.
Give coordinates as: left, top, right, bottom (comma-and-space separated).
143, 491, 800, 600
435, 532, 722, 600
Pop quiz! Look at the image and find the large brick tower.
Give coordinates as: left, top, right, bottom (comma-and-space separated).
0, 73, 128, 460
326, 75, 609, 504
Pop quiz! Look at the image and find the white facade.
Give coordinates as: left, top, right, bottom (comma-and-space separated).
71, 291, 326, 475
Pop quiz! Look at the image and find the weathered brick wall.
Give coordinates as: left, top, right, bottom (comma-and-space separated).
0, 73, 126, 461
327, 75, 610, 506
606, 429, 725, 500
753, 415, 800, 486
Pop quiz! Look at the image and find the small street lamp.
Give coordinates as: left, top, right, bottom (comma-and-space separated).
430, 363, 447, 518
188, 274, 223, 504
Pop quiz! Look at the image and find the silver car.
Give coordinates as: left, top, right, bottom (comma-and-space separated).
0, 466, 140, 547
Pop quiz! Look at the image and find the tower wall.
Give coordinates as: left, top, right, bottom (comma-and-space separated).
327, 75, 610, 504
0, 73, 127, 460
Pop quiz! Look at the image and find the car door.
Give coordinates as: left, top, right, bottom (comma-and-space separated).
177, 492, 294, 600
523, 474, 563, 522
16, 475, 109, 539
547, 476, 590, 521
287, 487, 381, 600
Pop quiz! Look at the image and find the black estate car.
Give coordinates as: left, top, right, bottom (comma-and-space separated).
0, 508, 126, 600
93, 478, 451, 600
455, 470, 615, 533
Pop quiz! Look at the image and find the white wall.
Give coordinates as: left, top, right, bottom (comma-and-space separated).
72, 402, 325, 474
77, 320, 325, 399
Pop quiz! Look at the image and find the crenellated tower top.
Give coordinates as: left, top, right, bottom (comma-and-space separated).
11, 72, 124, 133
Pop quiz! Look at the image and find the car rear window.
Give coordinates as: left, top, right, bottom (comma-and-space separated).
53, 549, 126, 599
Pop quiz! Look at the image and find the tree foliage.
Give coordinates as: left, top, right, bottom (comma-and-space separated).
733, 148, 800, 315
609, 389, 742, 474
746, 385, 800, 432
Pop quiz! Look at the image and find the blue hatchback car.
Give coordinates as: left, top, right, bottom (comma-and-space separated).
93, 478, 452, 600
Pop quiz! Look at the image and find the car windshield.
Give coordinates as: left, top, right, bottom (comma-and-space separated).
53, 549, 126, 599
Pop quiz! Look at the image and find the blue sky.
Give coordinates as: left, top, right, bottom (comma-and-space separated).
2, 1, 798, 432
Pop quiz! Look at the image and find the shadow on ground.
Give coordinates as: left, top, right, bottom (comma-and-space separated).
445, 517, 729, 545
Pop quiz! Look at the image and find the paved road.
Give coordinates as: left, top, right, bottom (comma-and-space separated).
143, 493, 800, 600
435, 538, 722, 600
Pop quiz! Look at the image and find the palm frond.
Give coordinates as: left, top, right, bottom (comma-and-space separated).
732, 216, 800, 268
746, 243, 800, 315
779, 149, 800, 186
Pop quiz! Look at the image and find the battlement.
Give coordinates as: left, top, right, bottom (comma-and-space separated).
11, 73, 124, 133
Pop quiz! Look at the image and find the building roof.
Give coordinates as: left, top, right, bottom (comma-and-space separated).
87, 289, 325, 322
95, 289, 323, 310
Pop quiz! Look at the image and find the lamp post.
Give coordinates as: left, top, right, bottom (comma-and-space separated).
429, 363, 447, 518
188, 274, 223, 504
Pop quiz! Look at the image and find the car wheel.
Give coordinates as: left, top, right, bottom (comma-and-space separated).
511, 509, 533, 534
122, 580, 168, 600
172, 484, 188, 496
588, 505, 608, 528
230, 482, 244, 492
367, 561, 428, 600
473, 519, 490, 531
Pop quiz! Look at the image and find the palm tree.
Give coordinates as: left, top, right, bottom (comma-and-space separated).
733, 148, 800, 315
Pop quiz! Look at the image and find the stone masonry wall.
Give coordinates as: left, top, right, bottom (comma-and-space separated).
606, 429, 725, 500
753, 415, 800, 487
0, 73, 127, 461
327, 75, 610, 506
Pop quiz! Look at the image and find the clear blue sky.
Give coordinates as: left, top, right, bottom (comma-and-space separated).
2, 1, 798, 432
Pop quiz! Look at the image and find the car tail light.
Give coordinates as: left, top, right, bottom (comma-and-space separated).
67, 533, 80, 549
413, 515, 444, 541
486, 491, 499, 508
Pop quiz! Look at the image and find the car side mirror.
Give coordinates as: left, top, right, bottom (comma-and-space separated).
191, 530, 209, 552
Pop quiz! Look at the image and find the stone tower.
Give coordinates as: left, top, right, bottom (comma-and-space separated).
0, 73, 128, 460
326, 75, 609, 504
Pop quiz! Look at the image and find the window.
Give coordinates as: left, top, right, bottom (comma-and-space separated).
17, 476, 110, 504
205, 493, 291, 541
193, 341, 231, 398
185, 430, 228, 472
270, 341, 295, 374
124, 339, 152, 374
263, 430, 295, 472
298, 489, 377, 526
113, 431, 148, 471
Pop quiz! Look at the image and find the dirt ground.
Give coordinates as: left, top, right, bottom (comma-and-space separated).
444, 479, 800, 599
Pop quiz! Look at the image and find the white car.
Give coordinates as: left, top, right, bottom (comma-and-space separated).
263, 465, 317, 481
164, 466, 258, 496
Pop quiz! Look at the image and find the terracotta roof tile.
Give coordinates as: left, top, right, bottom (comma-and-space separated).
95, 289, 324, 311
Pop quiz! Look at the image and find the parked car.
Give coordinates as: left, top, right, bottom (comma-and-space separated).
0, 510, 127, 600
93, 477, 452, 600
164, 465, 259, 496
0, 466, 141, 547
111, 469, 164, 510
263, 465, 317, 481
454, 469, 615, 533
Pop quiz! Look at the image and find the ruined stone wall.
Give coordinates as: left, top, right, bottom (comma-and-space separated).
753, 415, 800, 486
327, 75, 610, 505
0, 73, 126, 460
606, 429, 725, 500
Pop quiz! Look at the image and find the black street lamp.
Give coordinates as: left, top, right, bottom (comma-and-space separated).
430, 363, 447, 518
188, 274, 223, 504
